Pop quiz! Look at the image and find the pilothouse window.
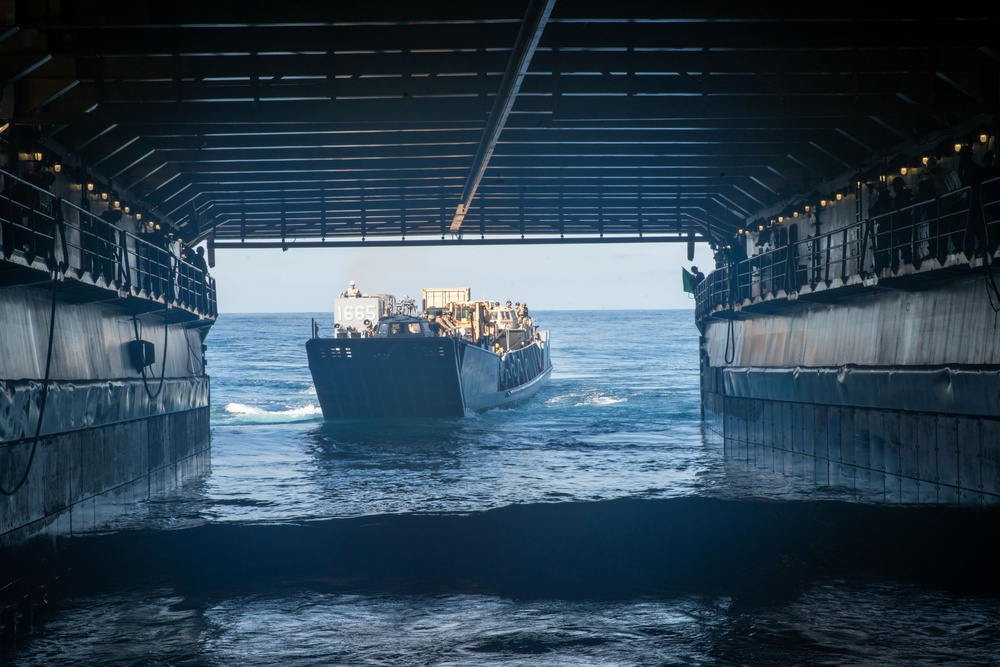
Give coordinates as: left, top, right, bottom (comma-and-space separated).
382, 321, 426, 336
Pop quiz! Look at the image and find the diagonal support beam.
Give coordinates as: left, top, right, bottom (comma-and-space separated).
449, 0, 555, 233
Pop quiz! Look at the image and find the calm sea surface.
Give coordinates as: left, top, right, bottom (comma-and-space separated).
6, 309, 1000, 665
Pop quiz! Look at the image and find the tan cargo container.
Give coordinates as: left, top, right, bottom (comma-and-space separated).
421, 287, 471, 311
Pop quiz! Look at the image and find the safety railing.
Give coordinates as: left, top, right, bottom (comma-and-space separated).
867, 187, 984, 273
696, 175, 1000, 321
985, 177, 1000, 246
0, 176, 57, 270
694, 266, 729, 321
1, 168, 216, 321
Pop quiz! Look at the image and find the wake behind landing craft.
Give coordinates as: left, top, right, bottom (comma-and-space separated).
306, 287, 552, 419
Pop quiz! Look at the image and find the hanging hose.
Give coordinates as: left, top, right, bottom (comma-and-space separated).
724, 315, 736, 365
972, 190, 1000, 321
722, 260, 737, 365
0, 275, 58, 496
130, 254, 173, 401
185, 332, 205, 375
130, 295, 171, 401
983, 249, 1000, 318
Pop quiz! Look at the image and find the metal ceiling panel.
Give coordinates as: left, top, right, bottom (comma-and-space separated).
0, 2, 996, 249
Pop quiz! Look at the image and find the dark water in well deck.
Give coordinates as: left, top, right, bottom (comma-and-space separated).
6, 310, 1000, 665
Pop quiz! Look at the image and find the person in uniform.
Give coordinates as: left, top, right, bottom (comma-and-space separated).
189, 245, 209, 274
889, 176, 914, 270
346, 280, 361, 297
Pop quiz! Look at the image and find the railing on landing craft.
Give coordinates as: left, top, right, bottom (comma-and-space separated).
0, 168, 216, 321
695, 176, 1000, 321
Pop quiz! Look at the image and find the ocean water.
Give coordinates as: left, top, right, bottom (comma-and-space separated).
5, 309, 1000, 665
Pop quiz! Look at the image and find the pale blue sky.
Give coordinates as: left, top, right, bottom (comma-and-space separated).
210, 240, 714, 313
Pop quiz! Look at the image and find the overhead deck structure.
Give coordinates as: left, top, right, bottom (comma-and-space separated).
2, 2, 997, 250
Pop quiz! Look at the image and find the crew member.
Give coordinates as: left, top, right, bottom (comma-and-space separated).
691, 266, 705, 285
189, 245, 209, 274
889, 176, 914, 270
346, 280, 361, 297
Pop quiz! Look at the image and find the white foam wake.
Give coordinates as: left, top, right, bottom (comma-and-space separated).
221, 402, 323, 423
546, 392, 628, 407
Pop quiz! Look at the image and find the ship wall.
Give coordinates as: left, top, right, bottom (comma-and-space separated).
700, 278, 1000, 505
0, 285, 210, 546
703, 276, 1000, 368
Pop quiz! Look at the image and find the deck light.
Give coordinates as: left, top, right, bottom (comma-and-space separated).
820, 199, 827, 207
87, 182, 94, 192
777, 216, 784, 223
981, 133, 989, 144
804, 205, 811, 213
900, 167, 908, 175
955, 143, 963, 153
922, 156, 929, 165
53, 163, 62, 173
836, 192, 843, 201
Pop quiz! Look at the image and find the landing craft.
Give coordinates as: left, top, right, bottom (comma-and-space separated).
306, 288, 552, 418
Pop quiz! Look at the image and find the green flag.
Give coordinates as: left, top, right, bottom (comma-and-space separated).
681, 267, 694, 294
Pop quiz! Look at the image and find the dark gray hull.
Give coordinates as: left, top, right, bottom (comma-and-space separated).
306, 336, 552, 419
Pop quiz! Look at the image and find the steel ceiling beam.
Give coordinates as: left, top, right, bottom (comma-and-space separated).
450, 0, 556, 233
211, 235, 705, 250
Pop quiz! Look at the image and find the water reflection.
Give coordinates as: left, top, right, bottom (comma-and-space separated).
7, 494, 1000, 665
12, 583, 998, 667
